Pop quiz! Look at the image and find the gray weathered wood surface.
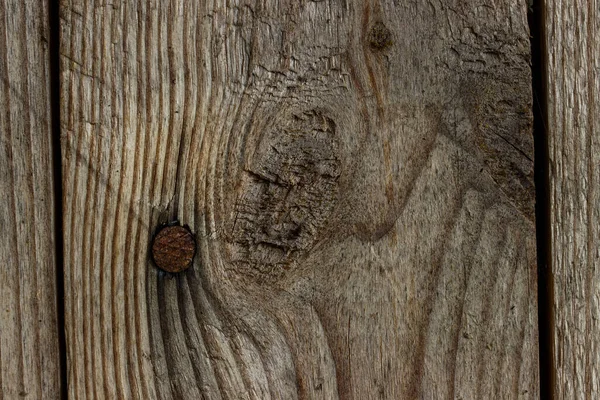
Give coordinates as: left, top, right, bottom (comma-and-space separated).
547, 0, 600, 398
60, 0, 538, 398
0, 1, 62, 398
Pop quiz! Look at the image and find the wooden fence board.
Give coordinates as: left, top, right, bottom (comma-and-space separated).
0, 1, 61, 398
60, 0, 538, 398
547, 0, 600, 398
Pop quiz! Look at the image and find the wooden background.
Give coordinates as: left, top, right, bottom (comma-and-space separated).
0, 0, 597, 398
546, 0, 600, 398
0, 1, 61, 398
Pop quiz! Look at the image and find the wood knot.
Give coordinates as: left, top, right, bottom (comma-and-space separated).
228, 110, 341, 275
151, 224, 196, 273
368, 21, 393, 50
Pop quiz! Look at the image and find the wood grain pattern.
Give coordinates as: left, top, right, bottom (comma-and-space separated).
0, 1, 62, 398
60, 0, 538, 398
547, 0, 600, 398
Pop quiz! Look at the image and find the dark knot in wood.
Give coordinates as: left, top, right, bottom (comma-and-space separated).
368, 21, 393, 50
228, 110, 341, 275
151, 225, 196, 273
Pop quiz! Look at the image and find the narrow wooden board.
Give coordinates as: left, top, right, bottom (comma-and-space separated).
0, 1, 62, 398
60, 0, 538, 398
546, 0, 600, 398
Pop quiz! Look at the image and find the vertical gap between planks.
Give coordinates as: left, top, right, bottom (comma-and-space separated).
528, 0, 555, 398
48, 0, 68, 398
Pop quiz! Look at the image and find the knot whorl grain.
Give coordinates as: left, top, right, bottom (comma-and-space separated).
228, 110, 341, 276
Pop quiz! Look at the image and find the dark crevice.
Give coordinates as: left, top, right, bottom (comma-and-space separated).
48, 0, 68, 398
528, 1, 554, 399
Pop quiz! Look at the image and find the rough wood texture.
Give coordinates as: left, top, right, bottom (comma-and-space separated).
60, 0, 538, 398
547, 0, 600, 398
0, 1, 62, 398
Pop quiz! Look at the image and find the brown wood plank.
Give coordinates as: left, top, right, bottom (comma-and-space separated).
60, 0, 538, 398
546, 0, 600, 398
0, 1, 62, 398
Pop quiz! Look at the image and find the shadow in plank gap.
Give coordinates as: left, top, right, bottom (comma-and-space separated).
528, 0, 555, 399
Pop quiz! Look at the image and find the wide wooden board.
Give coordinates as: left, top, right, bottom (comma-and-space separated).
60, 0, 538, 398
546, 0, 600, 398
0, 1, 62, 398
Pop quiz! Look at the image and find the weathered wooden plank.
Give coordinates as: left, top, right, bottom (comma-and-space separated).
60, 0, 538, 398
547, 0, 600, 398
0, 1, 62, 398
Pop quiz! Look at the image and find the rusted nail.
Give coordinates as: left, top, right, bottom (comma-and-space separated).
151, 224, 196, 273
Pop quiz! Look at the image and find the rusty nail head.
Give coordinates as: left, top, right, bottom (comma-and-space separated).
151, 224, 196, 273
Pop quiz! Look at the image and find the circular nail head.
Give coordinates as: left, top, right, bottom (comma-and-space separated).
151, 225, 196, 273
